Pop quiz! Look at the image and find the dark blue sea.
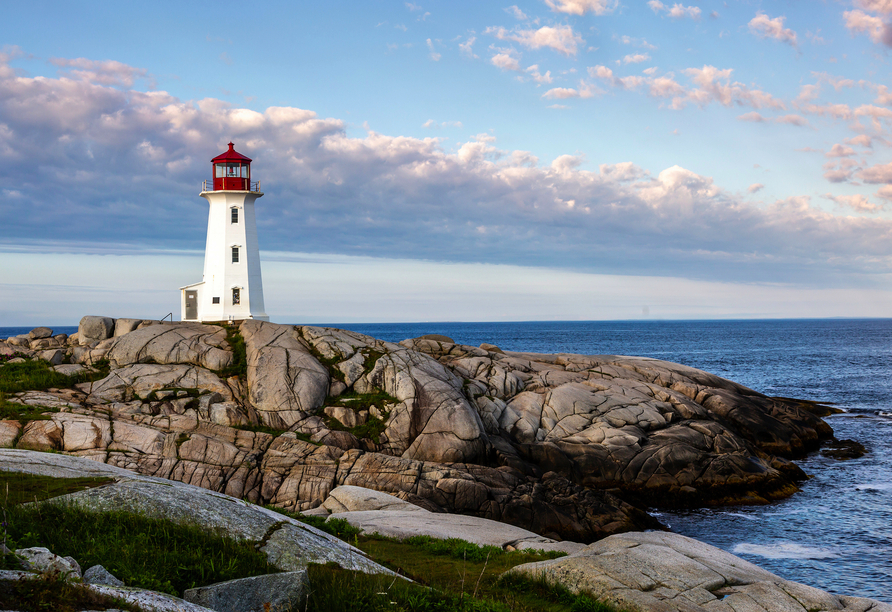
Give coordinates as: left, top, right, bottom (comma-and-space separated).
3, 319, 891, 600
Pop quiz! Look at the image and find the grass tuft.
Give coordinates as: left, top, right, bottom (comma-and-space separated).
218, 325, 247, 380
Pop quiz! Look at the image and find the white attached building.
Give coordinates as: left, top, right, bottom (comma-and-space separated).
181, 142, 269, 322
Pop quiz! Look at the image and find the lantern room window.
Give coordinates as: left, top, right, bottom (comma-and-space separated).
215, 163, 249, 178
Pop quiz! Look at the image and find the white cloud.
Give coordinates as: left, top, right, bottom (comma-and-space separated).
843, 10, 891, 46
748, 183, 765, 193
846, 134, 874, 148
748, 12, 798, 46
426, 39, 441, 61
623, 53, 651, 64
491, 52, 521, 71
405, 2, 422, 11
505, 5, 528, 20
544, 0, 617, 15
738, 112, 767, 123
49, 57, 151, 87
825, 193, 884, 213
423, 120, 463, 129
826, 144, 856, 158
543, 87, 582, 99
485, 25, 584, 56
775, 114, 809, 127
876, 185, 892, 200
648, 1, 702, 20
2, 52, 892, 288
459, 36, 478, 58
526, 64, 553, 84
860, 161, 892, 183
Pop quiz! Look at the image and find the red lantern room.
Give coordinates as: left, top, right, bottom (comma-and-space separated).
211, 142, 253, 191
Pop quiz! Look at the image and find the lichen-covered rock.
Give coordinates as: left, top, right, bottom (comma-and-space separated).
507, 531, 892, 612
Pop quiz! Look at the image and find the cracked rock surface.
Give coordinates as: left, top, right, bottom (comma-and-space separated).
1, 319, 836, 542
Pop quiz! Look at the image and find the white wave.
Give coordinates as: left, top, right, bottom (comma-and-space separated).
733, 542, 837, 560
720, 512, 759, 521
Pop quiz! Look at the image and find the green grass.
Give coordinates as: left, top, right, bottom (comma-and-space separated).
0, 360, 74, 395
0, 470, 112, 505
2, 501, 277, 596
218, 325, 247, 379
0, 398, 59, 425
323, 390, 396, 443
0, 575, 142, 612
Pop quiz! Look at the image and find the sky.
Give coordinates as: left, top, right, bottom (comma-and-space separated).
1, 0, 892, 325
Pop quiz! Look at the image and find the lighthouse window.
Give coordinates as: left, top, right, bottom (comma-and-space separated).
232, 246, 239, 263
212, 297, 220, 304
232, 288, 241, 305
231, 208, 238, 224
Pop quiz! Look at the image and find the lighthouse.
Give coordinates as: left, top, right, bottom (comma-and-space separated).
180, 143, 269, 322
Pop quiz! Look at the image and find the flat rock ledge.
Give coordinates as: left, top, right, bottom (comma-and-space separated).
508, 531, 891, 612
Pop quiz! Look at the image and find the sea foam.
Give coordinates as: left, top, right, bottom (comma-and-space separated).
732, 542, 837, 560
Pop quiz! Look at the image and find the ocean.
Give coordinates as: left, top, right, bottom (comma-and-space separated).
3, 319, 891, 599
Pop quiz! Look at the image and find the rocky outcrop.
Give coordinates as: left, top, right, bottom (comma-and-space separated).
0, 449, 392, 576
1, 319, 836, 541
507, 531, 892, 612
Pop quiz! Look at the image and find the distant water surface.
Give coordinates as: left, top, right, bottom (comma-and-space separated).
3, 319, 891, 599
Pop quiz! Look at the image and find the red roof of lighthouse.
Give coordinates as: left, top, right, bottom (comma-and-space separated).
211, 142, 252, 163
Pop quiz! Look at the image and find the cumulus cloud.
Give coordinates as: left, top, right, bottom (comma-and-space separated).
49, 57, 151, 87
748, 183, 765, 193
826, 144, 856, 157
526, 64, 553, 84
860, 161, 892, 183
775, 114, 809, 127
825, 193, 884, 213
648, 1, 702, 20
545, 0, 618, 15
2, 53, 892, 285
846, 134, 874, 148
491, 52, 521, 71
844, 10, 892, 46
485, 24, 584, 56
748, 12, 798, 46
623, 53, 651, 64
423, 119, 463, 129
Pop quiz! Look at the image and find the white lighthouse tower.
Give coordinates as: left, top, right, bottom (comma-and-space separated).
180, 142, 269, 322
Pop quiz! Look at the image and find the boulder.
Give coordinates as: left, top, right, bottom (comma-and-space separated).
28, 327, 53, 340
83, 564, 125, 587
114, 318, 144, 337
507, 531, 892, 612
38, 349, 64, 365
0, 421, 21, 448
184, 571, 308, 612
78, 363, 233, 403
104, 323, 233, 371
15, 547, 81, 579
79, 316, 115, 345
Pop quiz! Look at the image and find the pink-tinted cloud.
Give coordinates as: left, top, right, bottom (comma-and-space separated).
826, 144, 856, 158
485, 24, 584, 56
860, 161, 892, 183
844, 10, 892, 46
648, 1, 702, 20
825, 193, 884, 213
748, 183, 765, 193
748, 12, 798, 46
2, 53, 892, 285
545, 0, 617, 15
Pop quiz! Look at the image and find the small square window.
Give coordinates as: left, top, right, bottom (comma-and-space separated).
232, 246, 239, 263
231, 208, 238, 224
232, 288, 241, 305
212, 297, 220, 304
